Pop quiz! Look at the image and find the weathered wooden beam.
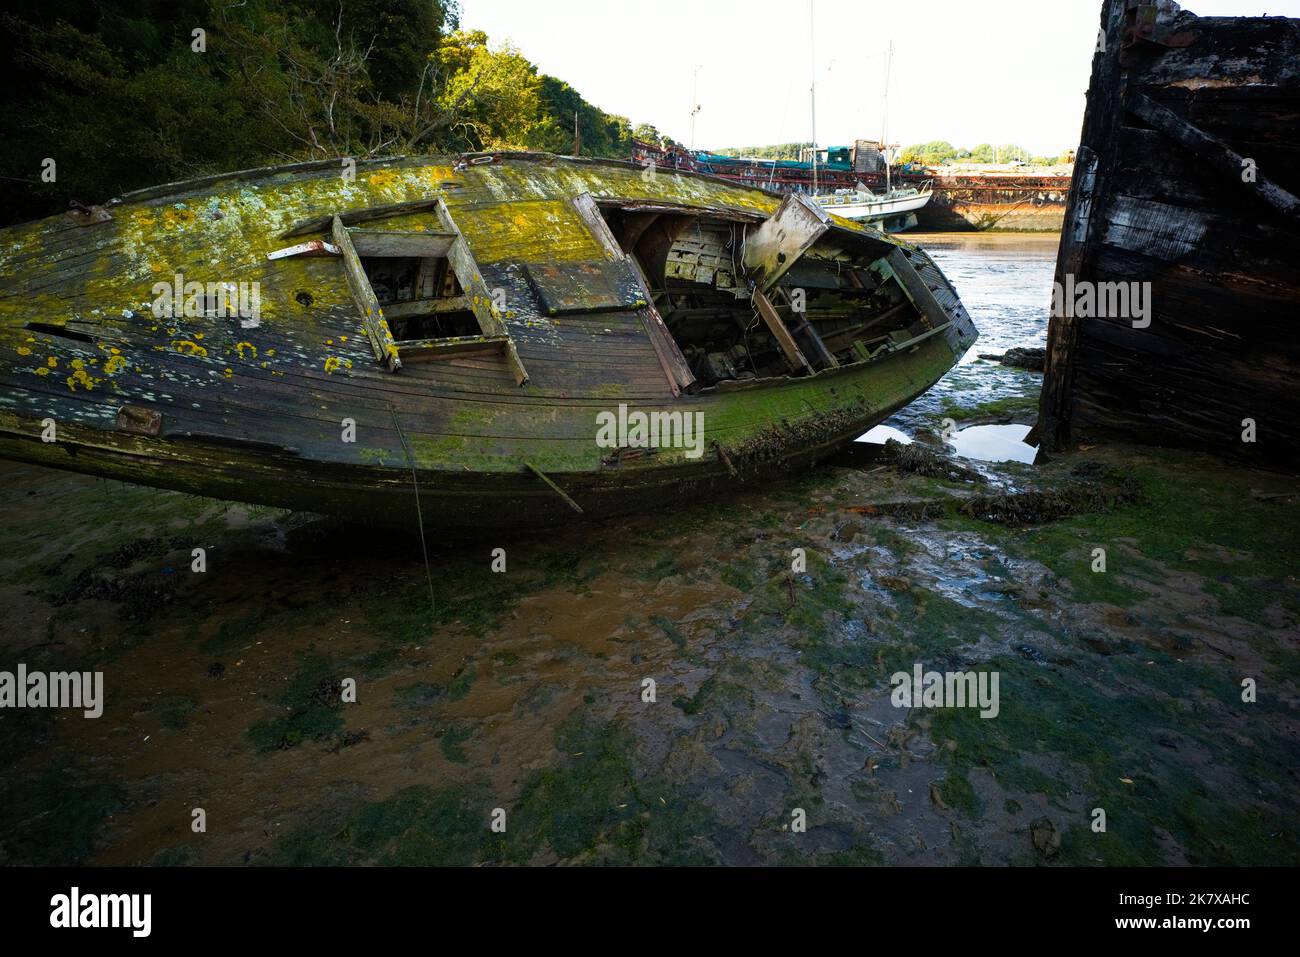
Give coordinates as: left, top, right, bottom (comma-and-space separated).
617, 211, 662, 253
752, 287, 811, 374
431, 198, 529, 387
1128, 92, 1300, 221
598, 200, 766, 224
524, 462, 583, 514
415, 257, 445, 299
381, 296, 469, 319
571, 192, 628, 263
348, 230, 457, 258
432, 200, 504, 337
398, 334, 511, 362
787, 312, 839, 370
331, 215, 401, 371
503, 339, 529, 387
886, 249, 953, 331
776, 287, 839, 370
284, 199, 443, 238
742, 192, 831, 291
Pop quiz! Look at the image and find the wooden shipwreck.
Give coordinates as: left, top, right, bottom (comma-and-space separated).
0, 153, 976, 527
1037, 0, 1300, 467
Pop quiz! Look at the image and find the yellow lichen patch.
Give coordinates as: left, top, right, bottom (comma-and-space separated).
366, 169, 402, 191
103, 354, 127, 375
172, 340, 208, 357
453, 199, 604, 265
35, 367, 50, 376
16, 346, 31, 356
161, 207, 197, 229
324, 356, 353, 374
235, 341, 257, 360
47, 356, 57, 368
67, 365, 100, 391
223, 367, 233, 378
423, 165, 457, 187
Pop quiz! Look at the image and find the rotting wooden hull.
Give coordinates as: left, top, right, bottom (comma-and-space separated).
1037, 0, 1300, 467
0, 152, 976, 528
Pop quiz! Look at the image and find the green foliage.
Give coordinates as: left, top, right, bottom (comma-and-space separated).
1, 0, 647, 225
713, 142, 811, 160
899, 139, 1070, 167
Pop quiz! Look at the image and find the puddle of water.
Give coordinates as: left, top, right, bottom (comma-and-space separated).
856, 424, 912, 445
947, 423, 1037, 463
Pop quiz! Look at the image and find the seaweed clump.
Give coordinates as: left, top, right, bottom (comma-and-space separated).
881, 439, 986, 483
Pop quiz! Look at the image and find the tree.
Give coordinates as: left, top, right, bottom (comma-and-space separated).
0, 0, 651, 225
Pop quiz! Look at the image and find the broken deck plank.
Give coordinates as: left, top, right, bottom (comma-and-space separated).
742, 192, 831, 291
331, 215, 401, 372
753, 287, 811, 373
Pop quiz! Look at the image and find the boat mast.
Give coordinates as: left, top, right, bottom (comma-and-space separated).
809, 0, 818, 195
690, 64, 702, 150
881, 41, 893, 194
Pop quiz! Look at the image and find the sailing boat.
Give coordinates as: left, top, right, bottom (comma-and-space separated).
815, 181, 933, 232
811, 38, 932, 231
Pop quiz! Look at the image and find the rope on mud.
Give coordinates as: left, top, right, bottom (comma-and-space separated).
388, 404, 436, 618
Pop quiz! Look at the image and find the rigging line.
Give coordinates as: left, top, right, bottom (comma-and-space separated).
388, 403, 436, 618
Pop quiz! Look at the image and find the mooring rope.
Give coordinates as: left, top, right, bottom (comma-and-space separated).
388, 404, 436, 618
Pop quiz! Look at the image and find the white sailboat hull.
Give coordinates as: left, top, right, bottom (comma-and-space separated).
816, 189, 932, 227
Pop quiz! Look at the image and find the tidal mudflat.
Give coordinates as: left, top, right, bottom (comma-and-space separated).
2, 428, 1296, 866
2, 234, 1294, 866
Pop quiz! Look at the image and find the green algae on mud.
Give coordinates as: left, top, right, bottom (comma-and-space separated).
0, 438, 1296, 866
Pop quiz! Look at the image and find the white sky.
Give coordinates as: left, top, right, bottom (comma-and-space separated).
459, 0, 1300, 156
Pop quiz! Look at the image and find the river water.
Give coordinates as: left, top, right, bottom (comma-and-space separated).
860, 232, 1059, 462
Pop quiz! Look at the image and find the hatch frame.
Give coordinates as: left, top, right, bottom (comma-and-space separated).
327, 200, 529, 385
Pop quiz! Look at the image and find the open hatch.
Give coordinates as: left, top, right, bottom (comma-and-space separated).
272, 198, 528, 384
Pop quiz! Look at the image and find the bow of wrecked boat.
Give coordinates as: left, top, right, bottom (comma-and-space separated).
0, 153, 976, 527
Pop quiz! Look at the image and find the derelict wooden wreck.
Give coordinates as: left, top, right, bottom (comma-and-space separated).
0, 153, 976, 527
1037, 0, 1300, 468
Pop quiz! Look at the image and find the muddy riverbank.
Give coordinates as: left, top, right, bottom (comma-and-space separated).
1, 430, 1296, 865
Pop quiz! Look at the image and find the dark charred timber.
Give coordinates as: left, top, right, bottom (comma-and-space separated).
1037, 0, 1300, 468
